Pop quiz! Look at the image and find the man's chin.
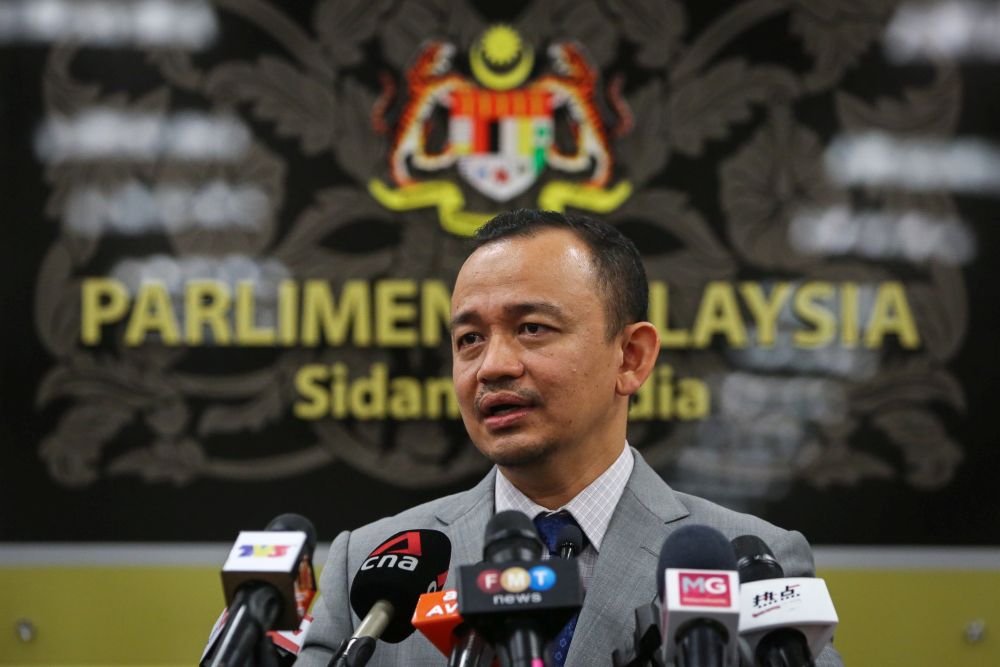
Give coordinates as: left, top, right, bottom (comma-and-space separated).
477, 437, 556, 468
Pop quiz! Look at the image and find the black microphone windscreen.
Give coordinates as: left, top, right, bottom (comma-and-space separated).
731, 534, 784, 582
350, 529, 452, 643
266, 513, 318, 557
656, 525, 737, 601
483, 510, 543, 563
556, 524, 584, 555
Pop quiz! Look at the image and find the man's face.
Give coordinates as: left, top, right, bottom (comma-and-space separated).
450, 228, 624, 468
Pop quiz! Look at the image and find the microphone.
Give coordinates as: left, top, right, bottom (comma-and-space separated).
416, 520, 573, 667
658, 525, 741, 667
329, 529, 452, 667
457, 510, 585, 667
412, 589, 495, 667
731, 536, 838, 667
202, 610, 315, 666
733, 536, 783, 584
612, 601, 665, 667
556, 523, 584, 559
268, 613, 315, 661
202, 513, 318, 667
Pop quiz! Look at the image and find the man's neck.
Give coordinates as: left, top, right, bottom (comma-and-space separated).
498, 441, 626, 509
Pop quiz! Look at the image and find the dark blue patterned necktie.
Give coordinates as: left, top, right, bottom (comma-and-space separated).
533, 511, 587, 667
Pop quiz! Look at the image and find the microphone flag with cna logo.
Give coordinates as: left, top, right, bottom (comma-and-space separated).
349, 529, 453, 643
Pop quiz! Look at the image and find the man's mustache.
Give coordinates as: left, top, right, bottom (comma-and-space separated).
474, 382, 543, 416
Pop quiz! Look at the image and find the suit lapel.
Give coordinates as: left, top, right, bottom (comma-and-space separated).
435, 468, 496, 581
566, 451, 689, 666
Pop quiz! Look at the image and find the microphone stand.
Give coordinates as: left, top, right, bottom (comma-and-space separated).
329, 637, 377, 667
254, 634, 282, 667
611, 602, 665, 667
756, 628, 815, 667
327, 600, 394, 667
201, 621, 282, 667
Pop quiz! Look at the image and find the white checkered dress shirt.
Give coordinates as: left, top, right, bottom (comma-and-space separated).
494, 444, 634, 590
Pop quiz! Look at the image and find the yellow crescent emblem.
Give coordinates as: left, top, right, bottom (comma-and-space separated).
470, 25, 534, 91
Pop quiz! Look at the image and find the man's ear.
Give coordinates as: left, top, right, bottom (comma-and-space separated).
616, 321, 661, 397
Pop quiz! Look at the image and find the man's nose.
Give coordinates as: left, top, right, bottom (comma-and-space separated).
476, 334, 524, 383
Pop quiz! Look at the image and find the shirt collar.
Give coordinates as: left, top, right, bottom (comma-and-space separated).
494, 443, 634, 552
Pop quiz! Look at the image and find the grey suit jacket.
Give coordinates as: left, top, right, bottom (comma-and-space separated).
296, 450, 842, 666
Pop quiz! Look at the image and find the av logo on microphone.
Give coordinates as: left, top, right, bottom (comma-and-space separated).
421, 589, 459, 617
678, 571, 732, 607
237, 545, 291, 558
362, 531, 424, 572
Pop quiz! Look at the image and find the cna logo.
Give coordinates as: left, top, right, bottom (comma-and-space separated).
476, 565, 556, 595
362, 531, 423, 573
678, 572, 731, 607
237, 545, 291, 558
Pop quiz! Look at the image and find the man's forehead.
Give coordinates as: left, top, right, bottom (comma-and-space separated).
450, 228, 603, 321
456, 229, 595, 284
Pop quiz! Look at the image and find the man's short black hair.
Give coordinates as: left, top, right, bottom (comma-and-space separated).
473, 209, 648, 339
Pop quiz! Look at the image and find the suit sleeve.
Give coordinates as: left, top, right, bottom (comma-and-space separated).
295, 530, 356, 666
769, 529, 845, 667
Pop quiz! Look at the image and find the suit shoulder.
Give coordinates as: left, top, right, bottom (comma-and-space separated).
347, 486, 477, 541
672, 491, 786, 538
671, 490, 817, 575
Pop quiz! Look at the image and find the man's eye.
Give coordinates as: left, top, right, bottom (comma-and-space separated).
457, 332, 481, 347
522, 323, 547, 334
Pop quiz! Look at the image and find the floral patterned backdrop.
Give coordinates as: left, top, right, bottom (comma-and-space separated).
1, 0, 996, 544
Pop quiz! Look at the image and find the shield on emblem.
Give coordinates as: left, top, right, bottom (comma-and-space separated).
449, 89, 553, 201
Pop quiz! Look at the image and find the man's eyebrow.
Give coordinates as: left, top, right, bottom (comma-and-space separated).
504, 301, 566, 320
449, 302, 566, 331
449, 310, 478, 331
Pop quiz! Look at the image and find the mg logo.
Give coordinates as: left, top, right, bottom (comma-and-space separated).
678, 572, 731, 607
682, 575, 728, 595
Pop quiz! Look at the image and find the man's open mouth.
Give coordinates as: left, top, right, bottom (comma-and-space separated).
478, 392, 535, 420
486, 403, 524, 416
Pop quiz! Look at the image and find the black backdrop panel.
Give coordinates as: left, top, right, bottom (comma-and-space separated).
1, 0, 997, 545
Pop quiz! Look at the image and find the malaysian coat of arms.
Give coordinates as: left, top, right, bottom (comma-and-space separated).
369, 24, 632, 235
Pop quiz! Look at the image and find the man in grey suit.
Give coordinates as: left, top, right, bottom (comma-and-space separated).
297, 210, 842, 666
